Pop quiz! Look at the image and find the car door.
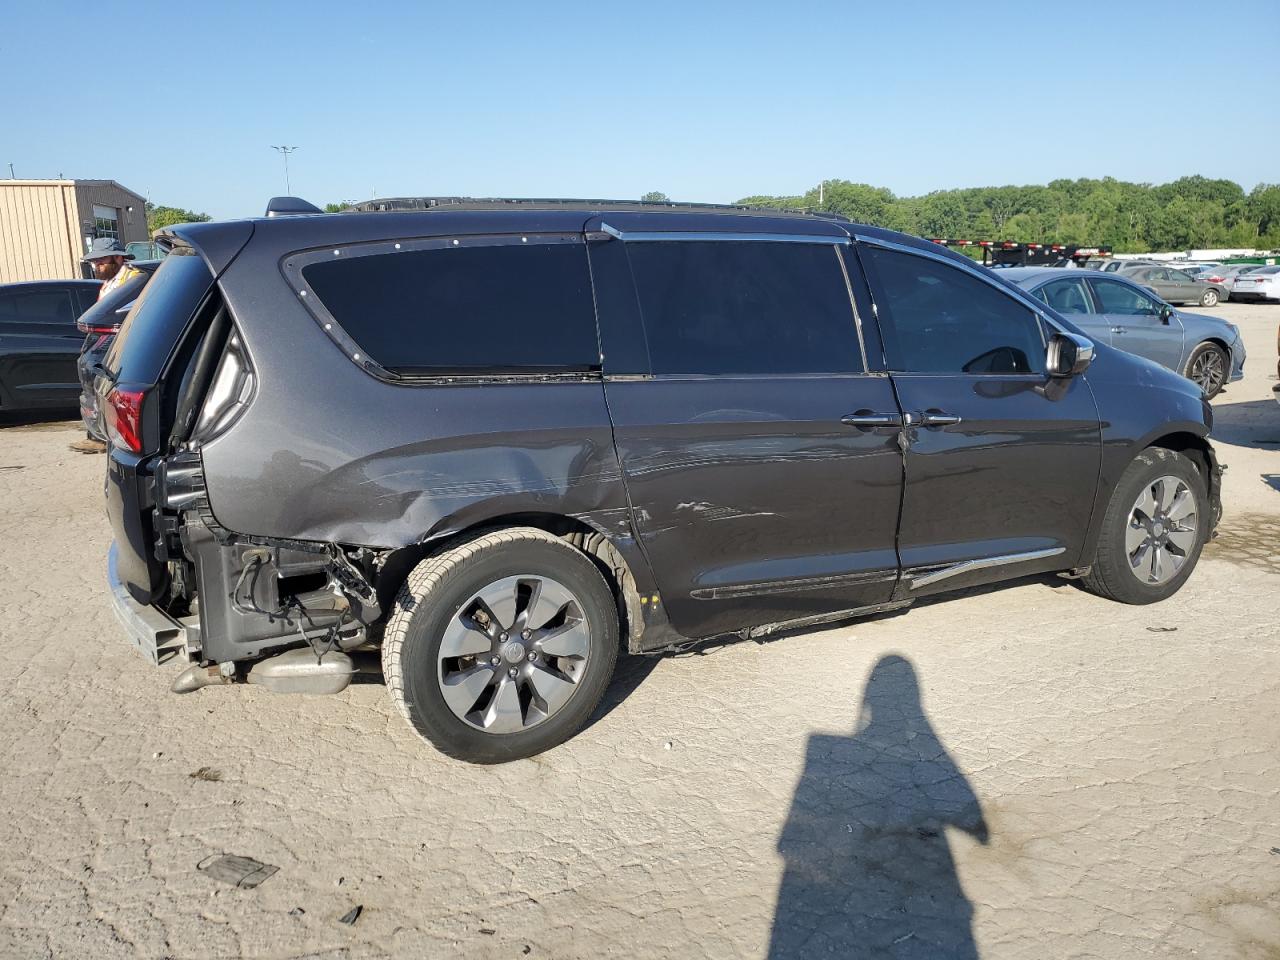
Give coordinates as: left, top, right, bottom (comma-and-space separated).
1087, 275, 1185, 371
854, 239, 1102, 597
588, 218, 904, 640
0, 284, 83, 408
1150, 267, 1189, 303
1031, 276, 1112, 346
1165, 268, 1202, 304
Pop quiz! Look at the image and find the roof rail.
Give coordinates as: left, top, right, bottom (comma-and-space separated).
266, 196, 323, 217
345, 196, 850, 222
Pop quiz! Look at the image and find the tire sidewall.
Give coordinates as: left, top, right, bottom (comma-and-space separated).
1100, 451, 1208, 604
1201, 290, 1218, 306
1187, 343, 1228, 398
396, 538, 619, 763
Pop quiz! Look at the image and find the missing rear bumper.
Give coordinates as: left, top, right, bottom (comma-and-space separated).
107, 542, 188, 666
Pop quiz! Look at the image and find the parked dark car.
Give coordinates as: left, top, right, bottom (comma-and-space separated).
1000, 267, 1245, 397
0, 279, 101, 413
103, 199, 1223, 763
76, 261, 161, 438
1121, 264, 1227, 307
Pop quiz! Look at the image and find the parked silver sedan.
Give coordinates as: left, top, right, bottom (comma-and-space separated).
1000, 267, 1246, 397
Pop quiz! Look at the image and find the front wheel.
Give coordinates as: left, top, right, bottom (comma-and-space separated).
382, 527, 619, 763
1081, 448, 1208, 604
1199, 288, 1220, 307
1185, 341, 1229, 398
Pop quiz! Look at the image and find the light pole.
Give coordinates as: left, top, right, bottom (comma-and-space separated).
270, 145, 298, 193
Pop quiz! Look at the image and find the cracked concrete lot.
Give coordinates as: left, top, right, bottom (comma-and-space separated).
1, 303, 1278, 959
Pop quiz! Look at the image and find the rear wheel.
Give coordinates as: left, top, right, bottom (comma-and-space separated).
382, 527, 619, 763
1185, 342, 1229, 398
1199, 288, 1220, 307
1081, 448, 1208, 604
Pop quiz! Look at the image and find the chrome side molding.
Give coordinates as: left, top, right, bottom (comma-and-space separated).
598, 222, 849, 245
908, 547, 1065, 590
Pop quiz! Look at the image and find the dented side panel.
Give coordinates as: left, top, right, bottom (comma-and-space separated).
191, 226, 656, 647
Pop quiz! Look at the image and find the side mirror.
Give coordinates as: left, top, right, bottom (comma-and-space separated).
1047, 332, 1094, 378
1160, 304, 1174, 324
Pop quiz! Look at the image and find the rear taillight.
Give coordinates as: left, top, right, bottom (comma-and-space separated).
104, 387, 146, 453
77, 319, 121, 335
1206, 276, 1224, 283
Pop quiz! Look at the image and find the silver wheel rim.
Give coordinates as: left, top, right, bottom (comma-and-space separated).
1190, 348, 1225, 394
1126, 475, 1198, 585
1203, 291, 1217, 305
437, 575, 591, 733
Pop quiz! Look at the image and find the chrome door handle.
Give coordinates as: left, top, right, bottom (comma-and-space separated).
918, 410, 962, 428
1110, 325, 1126, 334
841, 411, 901, 428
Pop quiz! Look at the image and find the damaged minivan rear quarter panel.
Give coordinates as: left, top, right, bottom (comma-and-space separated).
198, 211, 634, 554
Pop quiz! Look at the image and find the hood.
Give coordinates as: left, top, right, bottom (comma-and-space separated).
1176, 309, 1240, 344
1087, 339, 1206, 402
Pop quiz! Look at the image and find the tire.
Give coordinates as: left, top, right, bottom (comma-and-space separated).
1184, 341, 1229, 398
382, 527, 619, 763
1199, 288, 1220, 307
1081, 448, 1208, 605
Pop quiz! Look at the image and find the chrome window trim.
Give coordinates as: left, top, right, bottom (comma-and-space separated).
600, 223, 849, 245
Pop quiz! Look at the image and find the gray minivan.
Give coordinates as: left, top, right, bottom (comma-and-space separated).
102, 198, 1222, 762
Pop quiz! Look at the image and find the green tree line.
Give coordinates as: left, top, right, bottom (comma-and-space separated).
736, 176, 1280, 253
145, 201, 212, 235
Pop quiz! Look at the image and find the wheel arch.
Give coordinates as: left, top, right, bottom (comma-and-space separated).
1145, 431, 1222, 532
1080, 422, 1222, 571
1183, 337, 1232, 378
376, 511, 652, 654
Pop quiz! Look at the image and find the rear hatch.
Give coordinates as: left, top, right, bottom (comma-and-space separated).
100, 248, 219, 603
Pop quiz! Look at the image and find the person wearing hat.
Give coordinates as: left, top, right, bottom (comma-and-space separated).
81, 237, 141, 300
69, 239, 143, 454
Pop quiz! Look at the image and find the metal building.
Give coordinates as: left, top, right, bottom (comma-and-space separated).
0, 179, 148, 283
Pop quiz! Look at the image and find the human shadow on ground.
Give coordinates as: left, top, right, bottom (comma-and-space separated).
768, 654, 989, 959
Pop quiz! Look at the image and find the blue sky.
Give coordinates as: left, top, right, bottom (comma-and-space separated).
4, 1, 1277, 219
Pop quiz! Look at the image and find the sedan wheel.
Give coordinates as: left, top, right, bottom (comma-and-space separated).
1199, 289, 1219, 307
1187, 342, 1228, 398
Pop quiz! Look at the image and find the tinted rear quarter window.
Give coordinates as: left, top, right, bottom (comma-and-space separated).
301, 239, 599, 374
105, 250, 213, 382
0, 289, 74, 324
624, 240, 862, 375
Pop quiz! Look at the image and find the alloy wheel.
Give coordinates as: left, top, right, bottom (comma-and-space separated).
437, 575, 591, 733
1125, 476, 1198, 585
1190, 349, 1226, 395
